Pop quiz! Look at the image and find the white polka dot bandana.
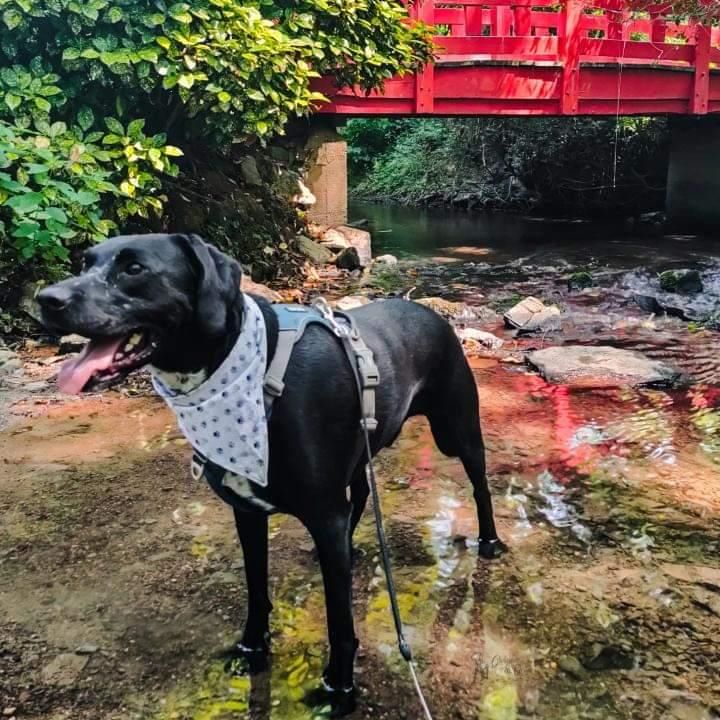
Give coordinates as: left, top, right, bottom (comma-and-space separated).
151, 295, 270, 487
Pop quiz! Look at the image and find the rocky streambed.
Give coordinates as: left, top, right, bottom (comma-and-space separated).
2, 214, 720, 720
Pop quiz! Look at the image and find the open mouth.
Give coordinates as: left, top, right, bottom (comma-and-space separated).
57, 330, 157, 394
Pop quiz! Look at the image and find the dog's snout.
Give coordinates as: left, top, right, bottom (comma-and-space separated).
37, 285, 74, 313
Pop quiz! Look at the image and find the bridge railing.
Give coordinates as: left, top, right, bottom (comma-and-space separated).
408, 0, 719, 113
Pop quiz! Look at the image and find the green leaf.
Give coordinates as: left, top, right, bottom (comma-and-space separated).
127, 118, 145, 139
104, 116, 124, 135
75, 190, 98, 205
107, 7, 123, 23
7, 192, 43, 213
39, 85, 62, 97
177, 74, 194, 89
4, 93, 21, 111
2, 9, 22, 30
162, 74, 178, 89
25, 163, 50, 174
137, 47, 158, 63
12, 221, 39, 238
101, 133, 121, 145
33, 97, 52, 112
77, 106, 94, 131
217, 91, 231, 103
62, 47, 81, 61
45, 207, 68, 223
156, 36, 171, 50
163, 145, 183, 157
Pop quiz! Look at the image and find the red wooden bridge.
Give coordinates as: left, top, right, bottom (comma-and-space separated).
315, 0, 720, 116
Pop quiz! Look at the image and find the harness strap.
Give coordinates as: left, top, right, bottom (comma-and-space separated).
263, 328, 296, 402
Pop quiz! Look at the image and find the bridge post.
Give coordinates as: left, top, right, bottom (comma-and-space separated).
304, 120, 348, 227
666, 116, 720, 231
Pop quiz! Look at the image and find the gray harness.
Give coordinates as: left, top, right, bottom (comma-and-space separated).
264, 298, 379, 431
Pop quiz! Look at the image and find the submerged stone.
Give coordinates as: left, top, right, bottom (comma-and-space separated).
659, 269, 703, 295
527, 345, 681, 388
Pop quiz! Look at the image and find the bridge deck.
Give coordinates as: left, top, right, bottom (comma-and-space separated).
315, 0, 720, 117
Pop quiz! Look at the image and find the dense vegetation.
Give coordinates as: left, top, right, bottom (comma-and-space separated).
0, 0, 432, 307
345, 117, 669, 216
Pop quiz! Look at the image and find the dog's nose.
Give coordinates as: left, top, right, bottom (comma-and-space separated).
37, 285, 74, 312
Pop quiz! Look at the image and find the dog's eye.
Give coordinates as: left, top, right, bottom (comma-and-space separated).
125, 262, 144, 276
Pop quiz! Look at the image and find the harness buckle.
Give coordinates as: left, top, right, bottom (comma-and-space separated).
356, 348, 380, 388
263, 375, 285, 398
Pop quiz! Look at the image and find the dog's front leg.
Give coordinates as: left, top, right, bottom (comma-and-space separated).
224, 509, 272, 673
304, 507, 358, 718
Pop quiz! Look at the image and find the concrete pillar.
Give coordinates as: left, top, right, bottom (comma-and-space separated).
304, 125, 348, 227
666, 116, 720, 231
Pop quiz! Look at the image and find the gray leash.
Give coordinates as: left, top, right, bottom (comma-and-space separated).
313, 298, 435, 720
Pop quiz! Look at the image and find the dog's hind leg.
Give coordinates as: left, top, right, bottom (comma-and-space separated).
227, 509, 272, 671
303, 505, 358, 717
425, 348, 507, 560
349, 465, 369, 540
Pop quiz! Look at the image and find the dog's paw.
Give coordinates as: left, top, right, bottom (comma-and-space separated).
304, 682, 357, 718
478, 537, 508, 560
217, 640, 270, 675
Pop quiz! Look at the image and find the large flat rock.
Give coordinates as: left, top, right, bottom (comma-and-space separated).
527, 345, 681, 388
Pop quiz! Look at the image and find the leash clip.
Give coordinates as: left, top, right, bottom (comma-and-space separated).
312, 296, 350, 338
190, 451, 207, 481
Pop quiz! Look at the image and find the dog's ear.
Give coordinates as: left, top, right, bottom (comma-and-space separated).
172, 233, 242, 337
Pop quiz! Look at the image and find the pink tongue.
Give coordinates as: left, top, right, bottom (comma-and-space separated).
57, 337, 126, 394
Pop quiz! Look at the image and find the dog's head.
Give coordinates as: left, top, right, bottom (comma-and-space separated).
38, 233, 241, 393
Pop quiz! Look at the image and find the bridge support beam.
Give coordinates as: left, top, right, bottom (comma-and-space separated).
303, 121, 348, 227
666, 117, 720, 231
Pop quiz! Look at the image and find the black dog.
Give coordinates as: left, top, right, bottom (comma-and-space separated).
38, 233, 506, 715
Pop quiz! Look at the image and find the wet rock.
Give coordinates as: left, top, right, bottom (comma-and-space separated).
375, 254, 398, 266
527, 346, 681, 388
3, 708, 16, 717
633, 294, 690, 320
567, 271, 594, 291
583, 644, 634, 671
691, 588, 720, 618
75, 643, 99, 655
20, 281, 43, 324
59, 334, 87, 354
239, 156, 262, 186
0, 347, 22, 377
41, 653, 88, 686
241, 276, 282, 303
558, 655, 585, 679
336, 246, 362, 271
662, 564, 720, 591
659, 269, 703, 295
297, 235, 334, 264
335, 295, 371, 311
336, 225, 372, 267
456, 328, 504, 350
503, 296, 561, 334
634, 211, 666, 237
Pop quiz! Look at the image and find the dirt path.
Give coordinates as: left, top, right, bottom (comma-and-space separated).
2, 344, 720, 720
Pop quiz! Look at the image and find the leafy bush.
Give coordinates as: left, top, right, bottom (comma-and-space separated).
0, 0, 432, 293
348, 117, 669, 215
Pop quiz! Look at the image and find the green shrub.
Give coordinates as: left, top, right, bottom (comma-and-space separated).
0, 0, 432, 291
